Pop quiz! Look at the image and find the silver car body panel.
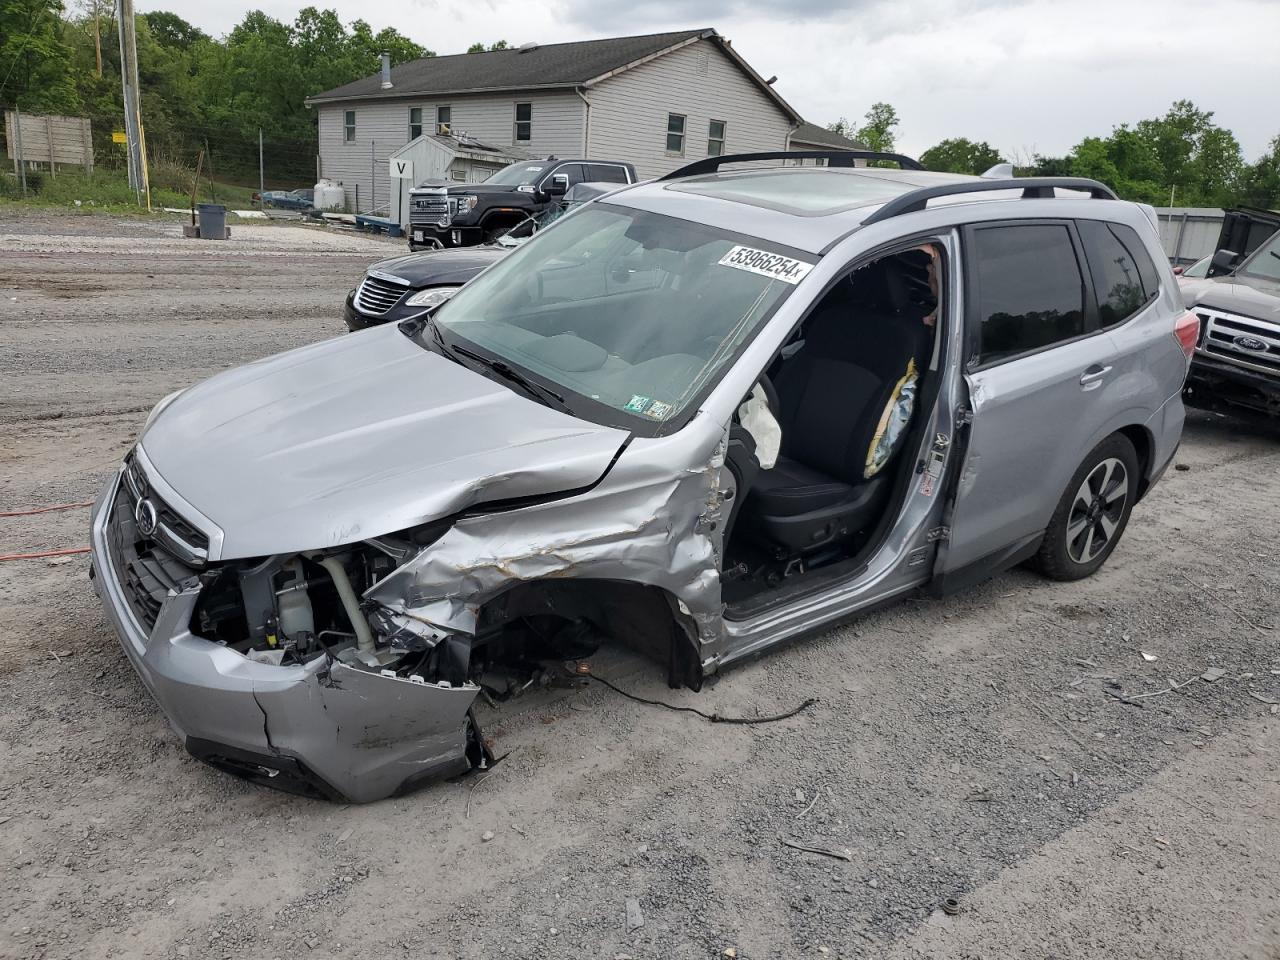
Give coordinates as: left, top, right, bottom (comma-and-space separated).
141, 328, 629, 559
91, 168, 1187, 801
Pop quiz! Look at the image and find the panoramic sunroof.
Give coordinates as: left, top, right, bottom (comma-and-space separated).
666, 169, 918, 217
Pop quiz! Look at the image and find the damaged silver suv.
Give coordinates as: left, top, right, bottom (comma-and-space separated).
91, 151, 1192, 802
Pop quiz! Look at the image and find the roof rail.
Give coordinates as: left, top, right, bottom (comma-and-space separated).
658, 149, 923, 180
861, 176, 1119, 225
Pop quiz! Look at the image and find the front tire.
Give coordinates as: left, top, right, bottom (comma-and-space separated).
1033, 434, 1139, 581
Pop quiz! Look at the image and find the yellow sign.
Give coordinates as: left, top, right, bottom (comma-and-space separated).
112, 131, 127, 144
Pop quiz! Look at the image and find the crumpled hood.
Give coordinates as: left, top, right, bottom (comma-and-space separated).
368, 247, 508, 288
1187, 275, 1280, 321
140, 326, 629, 559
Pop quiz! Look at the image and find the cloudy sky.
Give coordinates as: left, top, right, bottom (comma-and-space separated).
140, 0, 1280, 160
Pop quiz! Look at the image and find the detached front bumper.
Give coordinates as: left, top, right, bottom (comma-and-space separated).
89, 469, 480, 802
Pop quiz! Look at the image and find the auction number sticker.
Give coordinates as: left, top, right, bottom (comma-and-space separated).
718, 246, 813, 285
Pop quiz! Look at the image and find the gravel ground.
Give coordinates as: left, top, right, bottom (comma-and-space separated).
1, 206, 1278, 960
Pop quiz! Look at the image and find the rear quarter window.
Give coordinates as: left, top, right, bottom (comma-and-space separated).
969, 223, 1086, 366
1077, 220, 1159, 328
588, 164, 630, 183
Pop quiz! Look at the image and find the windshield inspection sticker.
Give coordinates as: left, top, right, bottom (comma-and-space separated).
719, 246, 813, 285
644, 400, 674, 420
624, 395, 653, 414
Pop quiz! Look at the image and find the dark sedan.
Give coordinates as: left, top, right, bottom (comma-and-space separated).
344, 182, 612, 332
343, 246, 507, 331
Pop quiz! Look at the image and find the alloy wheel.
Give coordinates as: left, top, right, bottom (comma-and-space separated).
1065, 457, 1129, 564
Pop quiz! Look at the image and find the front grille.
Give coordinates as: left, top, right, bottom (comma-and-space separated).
409, 191, 450, 228
121, 456, 208, 563
354, 275, 409, 315
1196, 307, 1280, 377
107, 477, 199, 633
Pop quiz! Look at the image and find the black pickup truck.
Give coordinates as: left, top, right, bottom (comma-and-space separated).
406, 157, 636, 250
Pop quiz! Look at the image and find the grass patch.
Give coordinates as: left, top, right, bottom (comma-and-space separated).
0, 165, 260, 213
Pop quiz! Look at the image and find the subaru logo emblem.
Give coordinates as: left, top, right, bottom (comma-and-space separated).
135, 499, 159, 538
1233, 335, 1268, 352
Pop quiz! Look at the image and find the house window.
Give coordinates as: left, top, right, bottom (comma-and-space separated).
343, 110, 356, 142
666, 113, 686, 154
514, 102, 532, 142
707, 119, 726, 156
437, 105, 451, 132
408, 107, 423, 140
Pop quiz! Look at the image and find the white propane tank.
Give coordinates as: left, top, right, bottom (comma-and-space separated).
313, 179, 345, 211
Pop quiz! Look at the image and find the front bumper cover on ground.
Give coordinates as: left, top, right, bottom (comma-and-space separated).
89, 470, 482, 802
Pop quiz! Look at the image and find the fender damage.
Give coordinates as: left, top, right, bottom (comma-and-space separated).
92, 422, 730, 802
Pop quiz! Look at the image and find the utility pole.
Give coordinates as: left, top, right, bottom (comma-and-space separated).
94, 0, 103, 77
115, 0, 149, 208
258, 128, 265, 209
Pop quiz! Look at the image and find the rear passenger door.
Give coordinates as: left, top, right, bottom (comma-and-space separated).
940, 220, 1116, 573
1075, 218, 1181, 407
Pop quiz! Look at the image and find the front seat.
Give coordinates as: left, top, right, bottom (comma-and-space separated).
742, 267, 931, 556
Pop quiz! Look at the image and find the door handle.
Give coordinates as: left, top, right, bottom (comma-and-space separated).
1079, 365, 1112, 388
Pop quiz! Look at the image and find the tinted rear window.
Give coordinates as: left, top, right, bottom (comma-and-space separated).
1077, 220, 1159, 328
588, 164, 630, 183
971, 224, 1086, 365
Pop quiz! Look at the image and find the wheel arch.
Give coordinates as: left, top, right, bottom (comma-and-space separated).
1114, 423, 1155, 499
474, 577, 705, 691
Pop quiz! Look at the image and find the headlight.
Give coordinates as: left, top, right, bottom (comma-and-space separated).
455, 195, 478, 213
405, 287, 460, 309
143, 389, 183, 434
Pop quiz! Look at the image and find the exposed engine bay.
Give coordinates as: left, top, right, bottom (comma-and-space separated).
188, 536, 623, 780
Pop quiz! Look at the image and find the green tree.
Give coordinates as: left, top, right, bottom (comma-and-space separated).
920, 137, 1002, 174
1060, 100, 1246, 206
856, 102, 899, 153
468, 39, 509, 53
142, 11, 208, 50
1237, 135, 1280, 209
0, 0, 80, 112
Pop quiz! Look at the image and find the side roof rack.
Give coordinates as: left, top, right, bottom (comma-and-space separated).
861, 176, 1119, 225
658, 149, 923, 180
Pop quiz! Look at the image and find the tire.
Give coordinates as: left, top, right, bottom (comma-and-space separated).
484, 222, 517, 244
1032, 434, 1139, 581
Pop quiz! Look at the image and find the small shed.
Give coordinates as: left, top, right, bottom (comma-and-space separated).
1156, 207, 1224, 267
387, 133, 525, 227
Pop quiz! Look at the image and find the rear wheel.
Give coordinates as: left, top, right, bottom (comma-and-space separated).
1033, 434, 1139, 581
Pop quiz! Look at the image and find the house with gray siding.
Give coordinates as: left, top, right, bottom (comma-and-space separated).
305, 29, 808, 213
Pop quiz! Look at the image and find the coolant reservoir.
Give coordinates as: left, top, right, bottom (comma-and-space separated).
277, 559, 316, 638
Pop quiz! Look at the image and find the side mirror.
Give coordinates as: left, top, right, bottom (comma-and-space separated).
1207, 248, 1237, 277
543, 173, 569, 197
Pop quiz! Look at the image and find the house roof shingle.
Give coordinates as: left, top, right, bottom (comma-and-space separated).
309, 29, 712, 103
789, 121, 869, 151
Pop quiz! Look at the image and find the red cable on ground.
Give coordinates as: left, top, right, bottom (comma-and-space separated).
0, 547, 92, 562
0, 500, 94, 518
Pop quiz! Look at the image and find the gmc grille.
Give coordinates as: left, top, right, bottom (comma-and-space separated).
1195, 307, 1280, 378
409, 193, 449, 228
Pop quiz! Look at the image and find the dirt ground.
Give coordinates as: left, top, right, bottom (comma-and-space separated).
1, 206, 1278, 960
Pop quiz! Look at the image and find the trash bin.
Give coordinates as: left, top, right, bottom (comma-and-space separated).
197, 203, 227, 240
